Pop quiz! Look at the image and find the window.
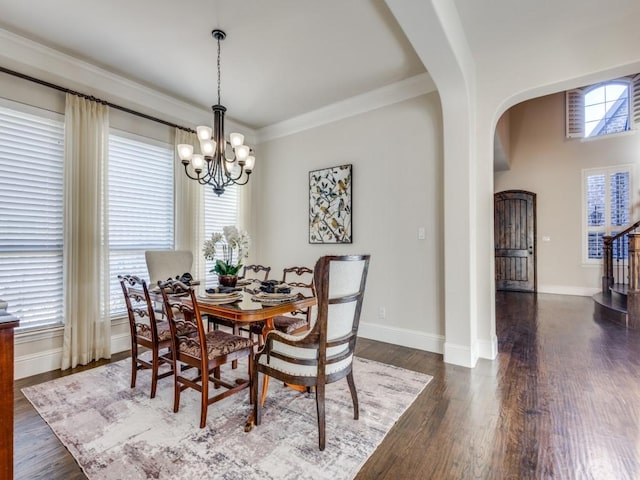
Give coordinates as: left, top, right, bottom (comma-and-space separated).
203, 185, 240, 287
108, 133, 174, 316
0, 102, 65, 328
583, 165, 632, 262
566, 74, 640, 139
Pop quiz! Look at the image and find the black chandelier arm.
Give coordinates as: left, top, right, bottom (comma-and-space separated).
182, 163, 205, 181
229, 172, 252, 186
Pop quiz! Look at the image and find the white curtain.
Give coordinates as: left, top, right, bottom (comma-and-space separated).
174, 128, 204, 280
61, 94, 111, 370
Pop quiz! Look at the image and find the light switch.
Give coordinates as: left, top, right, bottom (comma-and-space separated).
418, 227, 426, 240
542, 236, 551, 242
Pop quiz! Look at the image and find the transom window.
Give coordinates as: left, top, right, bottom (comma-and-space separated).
566, 74, 639, 139
584, 82, 630, 137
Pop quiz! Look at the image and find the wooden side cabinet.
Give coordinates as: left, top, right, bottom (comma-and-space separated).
0, 310, 19, 480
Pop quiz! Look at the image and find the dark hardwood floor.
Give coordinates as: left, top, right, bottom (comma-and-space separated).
14, 292, 640, 479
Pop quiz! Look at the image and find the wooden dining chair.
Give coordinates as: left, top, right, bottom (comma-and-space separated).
249, 265, 315, 345
208, 263, 272, 334
237, 264, 272, 295
159, 279, 254, 428
252, 254, 370, 450
119, 275, 195, 399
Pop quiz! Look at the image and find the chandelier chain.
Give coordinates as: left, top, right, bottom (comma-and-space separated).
217, 35, 221, 105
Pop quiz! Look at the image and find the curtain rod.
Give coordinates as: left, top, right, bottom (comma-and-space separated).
0, 65, 195, 133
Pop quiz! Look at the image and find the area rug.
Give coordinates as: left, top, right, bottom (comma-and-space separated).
22, 356, 432, 480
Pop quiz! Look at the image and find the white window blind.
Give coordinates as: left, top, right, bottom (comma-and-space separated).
203, 185, 239, 286
108, 133, 174, 315
583, 165, 632, 262
0, 103, 64, 328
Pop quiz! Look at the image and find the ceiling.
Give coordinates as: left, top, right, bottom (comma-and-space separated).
0, 0, 426, 130
1, 0, 639, 132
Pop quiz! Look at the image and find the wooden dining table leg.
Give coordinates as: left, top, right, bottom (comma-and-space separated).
244, 316, 275, 432
260, 317, 274, 407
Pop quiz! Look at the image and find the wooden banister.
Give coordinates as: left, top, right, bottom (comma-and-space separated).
601, 220, 640, 295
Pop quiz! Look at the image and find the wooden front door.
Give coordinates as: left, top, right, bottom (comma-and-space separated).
494, 190, 537, 292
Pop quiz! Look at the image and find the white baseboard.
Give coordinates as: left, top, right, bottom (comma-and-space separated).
443, 341, 479, 368
537, 284, 599, 297
111, 332, 132, 354
358, 321, 444, 354
478, 336, 498, 360
15, 332, 132, 380
15, 347, 63, 380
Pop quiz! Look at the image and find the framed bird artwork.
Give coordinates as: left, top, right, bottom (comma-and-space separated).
309, 164, 352, 244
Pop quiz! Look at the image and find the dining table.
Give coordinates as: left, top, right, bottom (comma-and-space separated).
182, 286, 317, 431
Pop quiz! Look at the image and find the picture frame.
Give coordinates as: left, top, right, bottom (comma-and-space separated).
309, 164, 352, 244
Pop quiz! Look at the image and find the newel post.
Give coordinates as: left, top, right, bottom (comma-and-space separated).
627, 234, 640, 329
602, 235, 614, 294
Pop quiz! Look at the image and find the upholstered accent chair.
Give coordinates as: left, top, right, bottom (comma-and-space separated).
252, 254, 370, 450
119, 275, 194, 398
145, 250, 193, 285
159, 279, 254, 428
145, 250, 193, 317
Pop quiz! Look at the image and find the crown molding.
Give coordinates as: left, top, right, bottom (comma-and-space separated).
0, 27, 434, 145
256, 72, 436, 143
0, 28, 257, 141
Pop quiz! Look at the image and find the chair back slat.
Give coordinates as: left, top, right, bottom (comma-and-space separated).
158, 280, 206, 361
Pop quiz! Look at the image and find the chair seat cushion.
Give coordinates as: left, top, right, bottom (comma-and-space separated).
274, 315, 308, 333
250, 315, 308, 335
137, 320, 195, 342
179, 330, 253, 360
258, 330, 352, 377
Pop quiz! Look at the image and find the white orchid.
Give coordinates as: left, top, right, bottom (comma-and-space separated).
203, 226, 251, 275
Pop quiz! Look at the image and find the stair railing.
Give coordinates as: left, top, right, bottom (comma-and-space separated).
602, 219, 640, 294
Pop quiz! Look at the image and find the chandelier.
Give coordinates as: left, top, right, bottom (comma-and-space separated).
177, 29, 255, 196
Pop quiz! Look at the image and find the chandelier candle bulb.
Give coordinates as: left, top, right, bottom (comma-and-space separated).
200, 139, 216, 156
177, 144, 193, 164
191, 154, 205, 171
197, 126, 213, 141
235, 145, 250, 163
229, 133, 244, 148
245, 155, 255, 172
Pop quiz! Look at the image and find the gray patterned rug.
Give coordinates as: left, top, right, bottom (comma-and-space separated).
22, 356, 432, 480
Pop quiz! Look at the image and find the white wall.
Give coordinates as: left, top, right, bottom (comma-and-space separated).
253, 93, 446, 352
494, 92, 640, 296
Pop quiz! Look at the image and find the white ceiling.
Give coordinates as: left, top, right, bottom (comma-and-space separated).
1, 0, 639, 131
0, 0, 426, 130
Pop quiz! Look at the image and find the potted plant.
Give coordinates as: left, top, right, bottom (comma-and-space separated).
203, 226, 251, 287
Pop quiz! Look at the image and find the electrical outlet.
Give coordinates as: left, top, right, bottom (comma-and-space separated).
418, 227, 426, 240
378, 307, 386, 320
